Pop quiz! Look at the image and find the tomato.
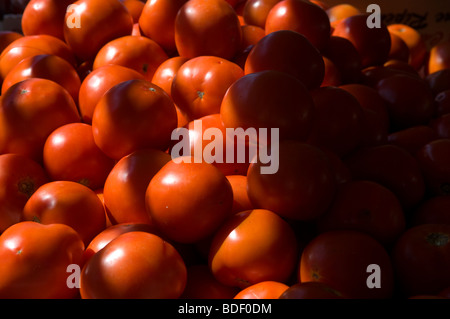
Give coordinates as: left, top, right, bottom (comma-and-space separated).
387, 125, 438, 155
63, 0, 133, 62
247, 140, 336, 221
220, 70, 314, 141
78, 64, 144, 124
80, 231, 187, 298
174, 0, 242, 60
431, 113, 450, 139
171, 56, 244, 120
240, 24, 266, 51
0, 78, 80, 162
234, 281, 289, 299
145, 158, 233, 244
326, 3, 360, 28
21, 0, 74, 41
92, 79, 177, 160
434, 90, 450, 117
22, 181, 106, 246
0, 154, 49, 232
181, 264, 240, 299
425, 69, 450, 97
321, 148, 351, 185
242, 0, 282, 29
0, 31, 22, 54
333, 14, 391, 68
93, 35, 168, 81
151, 56, 189, 98
392, 224, 450, 297
120, 0, 144, 23
388, 33, 410, 63
138, 0, 188, 55
1, 54, 81, 104
383, 59, 420, 76
299, 230, 394, 299
209, 209, 298, 288
279, 281, 347, 299
226, 175, 254, 214
43, 123, 115, 190
344, 144, 425, 210
413, 196, 450, 226
321, 56, 341, 87
0, 221, 84, 299
265, 0, 331, 51
244, 30, 324, 90
103, 148, 171, 225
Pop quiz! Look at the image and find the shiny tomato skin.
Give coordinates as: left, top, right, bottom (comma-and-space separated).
234, 281, 289, 299
226, 175, 254, 214
242, 0, 282, 28
0, 31, 23, 54
151, 56, 189, 98
0, 221, 84, 299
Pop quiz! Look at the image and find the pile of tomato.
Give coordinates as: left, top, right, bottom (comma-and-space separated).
0, 0, 449, 300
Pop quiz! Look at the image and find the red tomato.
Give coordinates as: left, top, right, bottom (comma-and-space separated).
425, 69, 450, 97
103, 148, 172, 225
299, 230, 394, 299
388, 24, 427, 71
321, 56, 341, 87
279, 282, 347, 299
63, 0, 133, 62
431, 114, 450, 139
174, 0, 242, 60
326, 3, 360, 29
43, 123, 115, 190
388, 32, 410, 63
0, 31, 22, 54
0, 221, 84, 299
392, 224, 450, 296
151, 56, 189, 98
120, 0, 144, 23
387, 125, 438, 155
244, 30, 324, 90
242, 0, 282, 29
0, 154, 49, 232
240, 25, 266, 51
234, 281, 289, 299
0, 78, 80, 162
209, 209, 298, 288
22, 181, 106, 246
434, 90, 450, 117
413, 196, 450, 226
92, 79, 177, 160
93, 35, 168, 81
145, 158, 233, 243
80, 231, 187, 298
171, 56, 244, 120
226, 175, 254, 214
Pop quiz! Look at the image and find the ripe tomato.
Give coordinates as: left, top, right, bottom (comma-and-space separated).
174, 0, 242, 60
209, 209, 298, 288
247, 140, 336, 221
279, 281, 347, 299
392, 224, 450, 296
299, 230, 394, 299
171, 56, 244, 120
265, 0, 331, 51
220, 70, 314, 141
234, 281, 289, 299
0, 221, 84, 299
0, 31, 22, 54
242, 0, 282, 29
103, 148, 171, 225
244, 30, 324, 90
413, 196, 450, 226
43, 123, 115, 190
431, 114, 450, 139
22, 181, 106, 246
145, 158, 233, 244
0, 154, 48, 233
326, 3, 360, 28
0, 78, 80, 162
434, 90, 450, 117
93, 35, 168, 81
92, 79, 177, 160
120, 0, 144, 23
426, 69, 450, 97
63, 0, 133, 62
151, 56, 189, 98
78, 64, 144, 124
321, 56, 341, 87
240, 24, 266, 51
388, 32, 410, 63
387, 125, 438, 155
80, 231, 187, 298
226, 175, 254, 214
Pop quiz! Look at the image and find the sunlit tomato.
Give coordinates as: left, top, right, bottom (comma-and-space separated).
0, 34, 76, 79
247, 140, 336, 220
0, 154, 48, 233
392, 224, 450, 296
145, 158, 233, 244
43, 123, 115, 190
151, 56, 189, 98
93, 35, 168, 81
63, 0, 133, 62
209, 209, 298, 288
240, 25, 266, 51
226, 175, 254, 214
344, 144, 425, 210
388, 24, 427, 71
321, 56, 341, 87
413, 196, 450, 226
103, 148, 171, 225
265, 0, 331, 51
78, 64, 144, 124
279, 281, 347, 299
431, 113, 450, 139
326, 3, 360, 28
0, 221, 84, 299
387, 125, 438, 155
171, 56, 244, 120
0, 78, 80, 162
21, 0, 74, 40
220, 70, 314, 141
0, 31, 22, 54
383, 59, 420, 76
120, 0, 144, 23
1, 54, 81, 104
426, 69, 450, 97
242, 0, 281, 28
174, 0, 242, 60
299, 230, 394, 299
95, 189, 113, 227
181, 264, 240, 299
80, 231, 187, 299
388, 32, 410, 63
138, 0, 188, 54
92, 79, 177, 160
22, 181, 106, 246
333, 14, 391, 68
434, 90, 450, 117
376, 74, 434, 130
244, 30, 324, 90
234, 281, 289, 299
